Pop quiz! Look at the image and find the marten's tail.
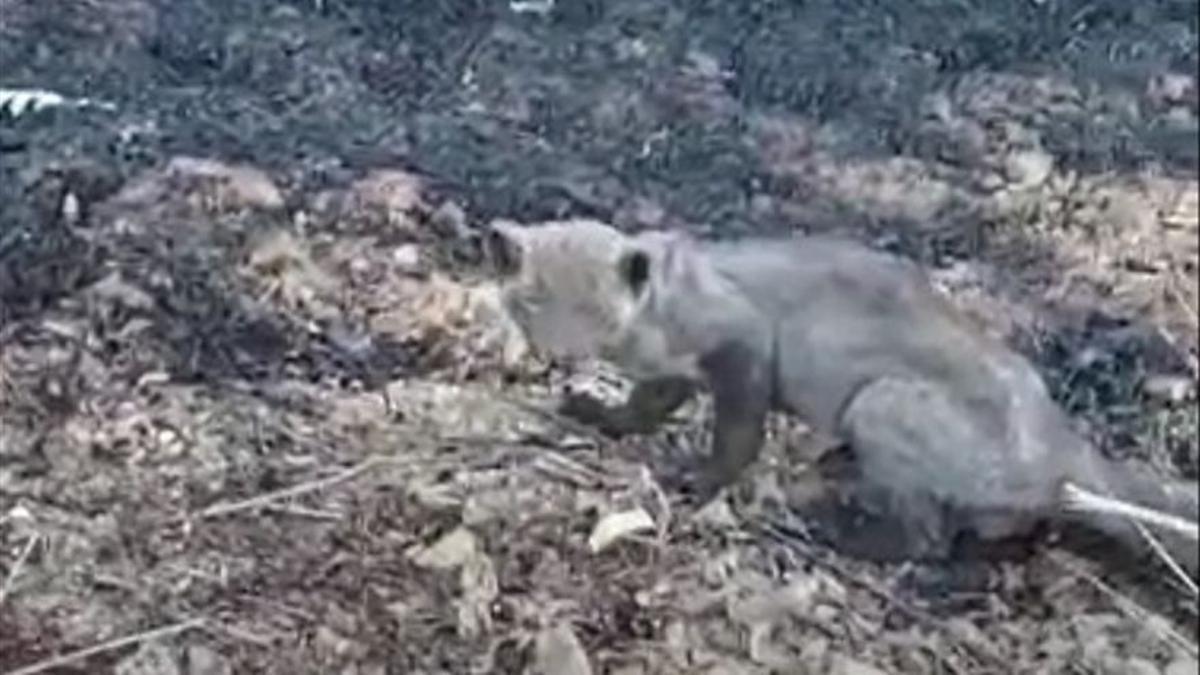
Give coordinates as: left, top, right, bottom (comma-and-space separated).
1062, 454, 1199, 576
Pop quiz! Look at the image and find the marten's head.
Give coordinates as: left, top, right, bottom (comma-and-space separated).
484, 219, 703, 378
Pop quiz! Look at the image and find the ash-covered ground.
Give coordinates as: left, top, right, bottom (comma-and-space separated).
1, 1, 1197, 673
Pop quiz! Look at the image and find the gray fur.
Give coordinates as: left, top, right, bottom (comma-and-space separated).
488, 219, 1199, 567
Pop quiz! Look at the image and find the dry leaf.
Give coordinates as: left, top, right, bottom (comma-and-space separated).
532, 623, 592, 675
456, 552, 499, 639
588, 508, 655, 553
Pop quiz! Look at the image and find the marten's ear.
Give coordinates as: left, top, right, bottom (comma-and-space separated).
617, 247, 651, 296
484, 221, 524, 277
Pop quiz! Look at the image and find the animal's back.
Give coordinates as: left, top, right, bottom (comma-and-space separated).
700, 237, 1024, 426
700, 235, 1078, 515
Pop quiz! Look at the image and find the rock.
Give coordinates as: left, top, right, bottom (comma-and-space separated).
1141, 374, 1194, 403
408, 527, 480, 570
185, 645, 231, 675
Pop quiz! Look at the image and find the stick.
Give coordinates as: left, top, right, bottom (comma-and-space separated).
1060, 482, 1199, 540
1135, 521, 1200, 598
0, 534, 38, 607
2, 618, 206, 675
194, 456, 386, 520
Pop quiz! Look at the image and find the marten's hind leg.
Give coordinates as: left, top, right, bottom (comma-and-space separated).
833, 376, 1038, 562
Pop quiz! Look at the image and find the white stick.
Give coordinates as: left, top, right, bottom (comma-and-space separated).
0, 534, 38, 607
1060, 482, 1199, 541
1135, 521, 1200, 598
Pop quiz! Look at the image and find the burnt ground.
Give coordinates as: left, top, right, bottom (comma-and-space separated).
1, 1, 1198, 673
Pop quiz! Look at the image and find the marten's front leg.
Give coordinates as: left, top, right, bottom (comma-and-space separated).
694, 341, 771, 498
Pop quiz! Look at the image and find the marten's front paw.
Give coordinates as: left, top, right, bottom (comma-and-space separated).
558, 391, 624, 436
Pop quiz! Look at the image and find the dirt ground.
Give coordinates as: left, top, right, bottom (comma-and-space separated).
1, 1, 1198, 673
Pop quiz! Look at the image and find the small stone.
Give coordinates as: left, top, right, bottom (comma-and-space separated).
693, 498, 737, 529
977, 171, 1006, 192
61, 192, 81, 224
1141, 374, 1194, 403
408, 527, 479, 570
1004, 149, 1054, 189
1148, 73, 1197, 107
392, 244, 421, 272
185, 645, 231, 675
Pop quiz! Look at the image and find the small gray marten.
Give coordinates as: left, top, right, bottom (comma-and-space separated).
486, 219, 1199, 568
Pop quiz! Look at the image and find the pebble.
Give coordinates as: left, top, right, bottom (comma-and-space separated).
392, 244, 421, 272
830, 655, 889, 675
1004, 149, 1054, 189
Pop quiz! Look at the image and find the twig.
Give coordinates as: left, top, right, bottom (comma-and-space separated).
533, 451, 613, 487
1060, 482, 1199, 540
0, 534, 38, 607
1048, 551, 1199, 659
261, 504, 346, 521
203, 620, 278, 648
2, 617, 206, 675
1165, 271, 1199, 330
1153, 325, 1200, 380
194, 456, 387, 521
1135, 521, 1200, 599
